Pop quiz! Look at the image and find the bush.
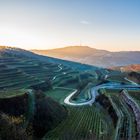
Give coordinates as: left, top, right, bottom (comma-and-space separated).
0, 113, 31, 140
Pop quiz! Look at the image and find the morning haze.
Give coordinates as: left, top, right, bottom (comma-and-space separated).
0, 0, 140, 51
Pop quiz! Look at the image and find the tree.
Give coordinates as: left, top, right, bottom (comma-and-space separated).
0, 113, 31, 140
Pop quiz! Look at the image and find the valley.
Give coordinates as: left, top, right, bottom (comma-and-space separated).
0, 47, 140, 140
0, 0, 140, 139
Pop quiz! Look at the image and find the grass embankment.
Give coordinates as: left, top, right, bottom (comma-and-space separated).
45, 87, 74, 104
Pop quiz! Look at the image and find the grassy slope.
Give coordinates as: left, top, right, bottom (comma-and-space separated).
1, 47, 140, 140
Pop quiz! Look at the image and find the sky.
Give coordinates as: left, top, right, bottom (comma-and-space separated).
0, 0, 140, 51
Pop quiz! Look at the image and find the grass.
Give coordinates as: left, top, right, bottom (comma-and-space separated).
45, 87, 73, 104
106, 75, 130, 84
73, 80, 102, 102
0, 89, 27, 98
128, 90, 140, 100
127, 90, 140, 113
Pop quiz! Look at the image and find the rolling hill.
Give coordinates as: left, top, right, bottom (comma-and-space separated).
1, 46, 140, 140
32, 46, 140, 67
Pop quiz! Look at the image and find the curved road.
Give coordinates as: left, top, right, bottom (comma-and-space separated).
53, 64, 140, 106
64, 82, 140, 106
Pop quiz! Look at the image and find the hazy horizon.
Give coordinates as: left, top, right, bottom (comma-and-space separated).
0, 0, 140, 51
30, 45, 140, 52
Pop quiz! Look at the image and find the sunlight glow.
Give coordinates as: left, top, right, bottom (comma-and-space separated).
0, 0, 139, 51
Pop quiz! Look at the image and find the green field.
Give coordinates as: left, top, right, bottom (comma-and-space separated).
44, 105, 113, 140
45, 87, 74, 104
0, 49, 140, 140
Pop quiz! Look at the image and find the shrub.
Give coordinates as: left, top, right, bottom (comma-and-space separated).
0, 113, 31, 140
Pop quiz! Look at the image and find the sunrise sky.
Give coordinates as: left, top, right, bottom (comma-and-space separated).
0, 0, 140, 51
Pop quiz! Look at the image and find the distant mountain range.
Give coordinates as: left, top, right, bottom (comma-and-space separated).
32, 46, 140, 67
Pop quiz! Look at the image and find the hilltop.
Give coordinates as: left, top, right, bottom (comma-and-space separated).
32, 46, 108, 58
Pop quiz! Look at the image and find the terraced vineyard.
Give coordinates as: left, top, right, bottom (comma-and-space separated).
108, 94, 136, 140
0, 47, 140, 140
0, 56, 77, 92
45, 105, 113, 140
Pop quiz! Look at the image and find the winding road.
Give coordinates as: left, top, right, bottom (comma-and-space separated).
64, 82, 140, 106
53, 63, 140, 106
